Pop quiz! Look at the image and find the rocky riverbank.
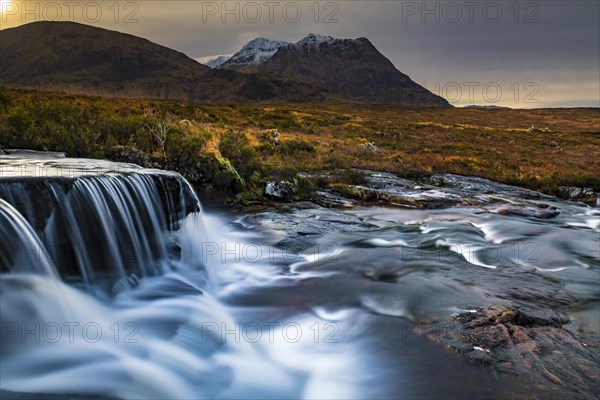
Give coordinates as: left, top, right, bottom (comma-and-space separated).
260, 169, 598, 211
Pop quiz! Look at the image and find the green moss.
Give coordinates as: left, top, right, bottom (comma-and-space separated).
213, 155, 244, 192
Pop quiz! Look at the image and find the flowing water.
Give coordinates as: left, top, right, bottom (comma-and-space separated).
0, 152, 598, 399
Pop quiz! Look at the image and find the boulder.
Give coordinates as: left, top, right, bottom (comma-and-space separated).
264, 181, 295, 201
558, 186, 596, 200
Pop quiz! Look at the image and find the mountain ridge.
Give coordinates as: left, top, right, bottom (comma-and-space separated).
0, 21, 333, 103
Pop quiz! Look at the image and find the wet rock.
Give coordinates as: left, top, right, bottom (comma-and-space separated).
0, 152, 201, 278
334, 185, 379, 201
493, 204, 560, 219
1, 149, 66, 158
106, 145, 153, 168
363, 270, 400, 283
313, 190, 355, 208
329, 182, 459, 209
426, 305, 599, 399
365, 172, 418, 190
240, 204, 377, 252
456, 305, 569, 330
431, 174, 550, 200
0, 174, 198, 233
306, 169, 562, 210
0, 391, 117, 400
264, 181, 295, 201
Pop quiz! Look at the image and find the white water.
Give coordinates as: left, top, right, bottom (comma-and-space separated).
0, 155, 359, 399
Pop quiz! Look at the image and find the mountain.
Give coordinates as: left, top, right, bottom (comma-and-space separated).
0, 22, 332, 103
0, 23, 450, 106
222, 33, 450, 107
218, 37, 290, 70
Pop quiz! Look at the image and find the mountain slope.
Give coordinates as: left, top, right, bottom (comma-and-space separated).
234, 34, 451, 107
0, 22, 331, 103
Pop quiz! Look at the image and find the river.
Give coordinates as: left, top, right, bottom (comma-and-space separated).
0, 152, 598, 399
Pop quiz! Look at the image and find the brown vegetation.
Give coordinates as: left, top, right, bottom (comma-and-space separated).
1, 87, 598, 203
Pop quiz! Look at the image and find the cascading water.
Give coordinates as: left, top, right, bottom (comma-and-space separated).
0, 152, 360, 399
0, 199, 58, 278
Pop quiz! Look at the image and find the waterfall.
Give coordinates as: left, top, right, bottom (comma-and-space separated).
0, 153, 202, 294
0, 153, 244, 398
0, 152, 361, 399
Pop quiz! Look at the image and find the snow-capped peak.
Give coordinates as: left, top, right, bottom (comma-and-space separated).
221, 37, 290, 68
205, 55, 230, 69
296, 33, 334, 46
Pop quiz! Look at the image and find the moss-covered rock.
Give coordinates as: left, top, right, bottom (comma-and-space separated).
166, 154, 244, 203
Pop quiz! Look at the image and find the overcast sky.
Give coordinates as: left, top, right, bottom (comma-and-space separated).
1, 0, 598, 107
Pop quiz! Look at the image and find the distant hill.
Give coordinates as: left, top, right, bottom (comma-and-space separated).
464, 105, 510, 109
0, 22, 331, 103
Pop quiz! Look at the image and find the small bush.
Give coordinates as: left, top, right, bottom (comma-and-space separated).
280, 139, 316, 154
330, 170, 367, 185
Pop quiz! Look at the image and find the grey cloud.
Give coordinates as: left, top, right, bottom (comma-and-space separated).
2, 0, 597, 106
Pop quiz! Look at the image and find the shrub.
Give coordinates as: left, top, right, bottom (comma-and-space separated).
0, 90, 10, 111
280, 139, 316, 154
7, 108, 33, 133
219, 131, 262, 180
165, 126, 207, 163
293, 176, 317, 200
97, 115, 143, 143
